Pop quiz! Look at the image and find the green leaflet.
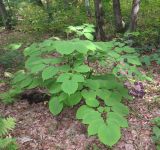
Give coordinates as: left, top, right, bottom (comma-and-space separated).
98, 123, 121, 147
76, 105, 94, 119
57, 73, 71, 82
82, 111, 101, 124
19, 75, 33, 88
72, 74, 84, 82
107, 112, 128, 128
42, 66, 58, 80
111, 103, 129, 116
84, 79, 100, 90
84, 32, 94, 41
65, 92, 82, 106
26, 78, 42, 89
49, 97, 63, 115
61, 80, 78, 95
104, 92, 122, 106
12, 71, 26, 84
48, 83, 61, 94
57, 73, 84, 95
0, 117, 16, 136
88, 119, 105, 136
81, 90, 99, 107
55, 41, 75, 54
74, 64, 90, 73
30, 63, 46, 73
96, 89, 111, 101
43, 58, 63, 65
57, 73, 84, 83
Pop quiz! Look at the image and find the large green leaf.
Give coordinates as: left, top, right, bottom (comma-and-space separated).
43, 58, 62, 65
76, 105, 94, 119
65, 92, 82, 106
82, 111, 101, 124
76, 42, 89, 54
30, 63, 46, 73
111, 103, 129, 116
96, 89, 111, 101
19, 76, 33, 88
72, 74, 84, 82
84, 32, 94, 40
26, 78, 42, 89
12, 71, 26, 84
104, 93, 122, 106
74, 65, 90, 73
98, 123, 121, 146
88, 119, 104, 136
107, 112, 128, 127
121, 55, 141, 65
25, 56, 43, 68
48, 83, 61, 94
24, 43, 39, 56
81, 90, 99, 107
61, 80, 78, 95
84, 79, 100, 90
42, 66, 58, 80
54, 41, 75, 55
57, 73, 71, 82
108, 51, 120, 59
81, 90, 96, 99
49, 97, 63, 115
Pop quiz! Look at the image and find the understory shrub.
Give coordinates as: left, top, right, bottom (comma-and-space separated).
0, 43, 24, 69
0, 25, 149, 147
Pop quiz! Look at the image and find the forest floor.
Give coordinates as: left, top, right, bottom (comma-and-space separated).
0, 30, 160, 150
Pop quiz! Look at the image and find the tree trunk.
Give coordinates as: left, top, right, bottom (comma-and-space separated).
64, 0, 68, 9
94, 0, 106, 41
128, 0, 141, 32
0, 0, 12, 30
85, 0, 92, 17
46, 0, 53, 22
112, 0, 124, 32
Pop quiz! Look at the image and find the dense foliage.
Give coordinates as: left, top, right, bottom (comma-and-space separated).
1, 24, 150, 147
0, 0, 159, 148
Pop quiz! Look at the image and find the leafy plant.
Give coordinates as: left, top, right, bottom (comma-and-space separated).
1, 25, 149, 147
151, 117, 160, 150
0, 43, 24, 69
0, 117, 17, 150
67, 24, 95, 40
141, 49, 160, 66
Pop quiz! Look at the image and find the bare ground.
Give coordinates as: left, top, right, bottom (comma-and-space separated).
0, 69, 159, 150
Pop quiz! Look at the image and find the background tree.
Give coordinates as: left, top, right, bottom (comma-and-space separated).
112, 0, 124, 32
0, 0, 12, 29
85, 0, 92, 17
94, 0, 106, 41
128, 0, 141, 31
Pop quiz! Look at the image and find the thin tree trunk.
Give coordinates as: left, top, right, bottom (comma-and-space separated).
46, 0, 53, 22
0, 0, 12, 30
64, 0, 68, 9
112, 0, 124, 32
94, 0, 106, 41
128, 0, 141, 32
85, 0, 92, 17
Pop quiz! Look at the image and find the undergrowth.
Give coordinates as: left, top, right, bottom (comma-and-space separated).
0, 24, 151, 147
